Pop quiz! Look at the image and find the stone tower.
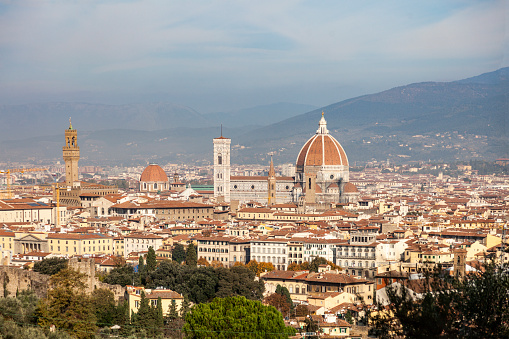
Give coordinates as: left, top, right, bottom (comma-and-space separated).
453, 249, 467, 280
267, 156, 276, 205
213, 134, 231, 202
305, 172, 317, 205
63, 118, 80, 186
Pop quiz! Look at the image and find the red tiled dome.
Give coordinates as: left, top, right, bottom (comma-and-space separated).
296, 114, 348, 167
343, 182, 358, 193
140, 164, 168, 182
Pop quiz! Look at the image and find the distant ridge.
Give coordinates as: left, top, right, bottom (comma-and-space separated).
1, 68, 507, 165
233, 67, 508, 164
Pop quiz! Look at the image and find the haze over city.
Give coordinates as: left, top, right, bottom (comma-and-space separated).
1, 0, 507, 113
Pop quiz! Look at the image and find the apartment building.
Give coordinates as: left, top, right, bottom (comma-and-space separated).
47, 233, 114, 256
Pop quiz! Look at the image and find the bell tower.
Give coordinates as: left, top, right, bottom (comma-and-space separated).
267, 156, 276, 205
63, 118, 80, 186
213, 129, 231, 202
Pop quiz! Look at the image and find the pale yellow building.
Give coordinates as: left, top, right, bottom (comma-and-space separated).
126, 285, 184, 317
0, 229, 15, 251
47, 233, 114, 256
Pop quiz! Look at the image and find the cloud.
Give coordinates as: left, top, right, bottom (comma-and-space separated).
0, 0, 507, 111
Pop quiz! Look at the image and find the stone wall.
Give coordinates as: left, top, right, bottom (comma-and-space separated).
0, 266, 50, 299
0, 258, 124, 302
68, 258, 125, 301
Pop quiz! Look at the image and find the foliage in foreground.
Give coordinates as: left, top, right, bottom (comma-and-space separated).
0, 290, 71, 339
104, 261, 265, 304
183, 296, 296, 339
369, 262, 509, 339
33, 257, 68, 276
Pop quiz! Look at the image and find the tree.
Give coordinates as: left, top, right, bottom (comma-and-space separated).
167, 300, 179, 321
287, 262, 301, 271
295, 304, 310, 317
186, 243, 198, 267
304, 316, 319, 339
103, 264, 136, 287
90, 288, 116, 327
246, 260, 275, 277
257, 262, 275, 275
146, 246, 157, 272
264, 293, 291, 316
215, 266, 265, 301
210, 260, 223, 268
180, 296, 190, 319
197, 257, 210, 267
172, 243, 187, 264
246, 260, 259, 275
369, 262, 509, 338
156, 297, 164, 332
275, 285, 292, 308
33, 257, 68, 276
287, 261, 311, 271
0, 289, 38, 325
183, 296, 296, 338
0, 317, 72, 338
37, 268, 97, 339
309, 257, 328, 272
132, 291, 159, 337
345, 310, 353, 324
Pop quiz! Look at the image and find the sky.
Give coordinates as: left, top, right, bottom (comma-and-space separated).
0, 0, 507, 113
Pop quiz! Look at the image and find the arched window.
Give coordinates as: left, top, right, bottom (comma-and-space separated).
308, 178, 312, 189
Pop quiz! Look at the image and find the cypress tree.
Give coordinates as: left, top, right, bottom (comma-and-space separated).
186, 243, 198, 267
146, 246, 157, 272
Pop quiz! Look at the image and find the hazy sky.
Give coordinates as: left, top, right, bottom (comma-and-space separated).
0, 0, 507, 113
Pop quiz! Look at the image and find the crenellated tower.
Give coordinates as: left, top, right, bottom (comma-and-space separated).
63, 118, 80, 186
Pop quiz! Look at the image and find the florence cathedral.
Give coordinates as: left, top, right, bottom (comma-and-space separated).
213, 113, 359, 207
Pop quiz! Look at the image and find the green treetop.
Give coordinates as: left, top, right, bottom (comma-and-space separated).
183, 296, 296, 338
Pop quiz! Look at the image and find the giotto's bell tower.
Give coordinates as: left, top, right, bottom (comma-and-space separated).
213, 134, 231, 202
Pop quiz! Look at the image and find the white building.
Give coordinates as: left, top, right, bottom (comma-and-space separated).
250, 238, 288, 270
123, 233, 164, 257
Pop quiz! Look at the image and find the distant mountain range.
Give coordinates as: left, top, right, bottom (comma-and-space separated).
0, 68, 507, 166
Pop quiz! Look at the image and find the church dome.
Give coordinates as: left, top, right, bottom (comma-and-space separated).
296, 113, 348, 167
343, 182, 358, 193
140, 164, 168, 182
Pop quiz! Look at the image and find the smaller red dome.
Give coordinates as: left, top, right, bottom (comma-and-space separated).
343, 182, 358, 193
140, 164, 168, 182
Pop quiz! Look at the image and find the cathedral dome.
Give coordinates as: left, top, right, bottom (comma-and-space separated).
296, 113, 348, 167
140, 164, 168, 182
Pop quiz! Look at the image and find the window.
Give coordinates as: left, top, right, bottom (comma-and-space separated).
218, 155, 222, 165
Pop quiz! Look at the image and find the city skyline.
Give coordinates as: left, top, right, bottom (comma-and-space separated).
0, 0, 507, 113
